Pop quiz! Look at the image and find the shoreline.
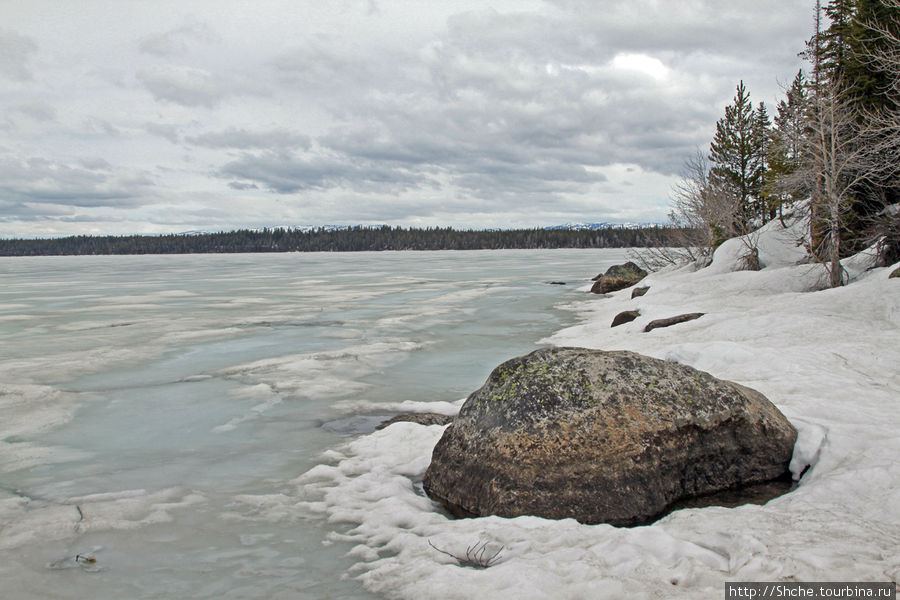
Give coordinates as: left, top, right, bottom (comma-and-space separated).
300, 222, 900, 598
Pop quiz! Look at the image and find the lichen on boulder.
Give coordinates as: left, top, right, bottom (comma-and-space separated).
423, 347, 797, 527
590, 262, 647, 294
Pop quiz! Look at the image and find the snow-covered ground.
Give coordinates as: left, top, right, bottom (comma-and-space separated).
295, 219, 900, 599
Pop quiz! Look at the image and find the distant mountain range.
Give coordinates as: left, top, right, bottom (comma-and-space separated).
543, 222, 654, 231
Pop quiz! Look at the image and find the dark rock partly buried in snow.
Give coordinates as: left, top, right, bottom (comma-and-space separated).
611, 310, 640, 327
890, 266, 900, 279
643, 312, 705, 332
631, 286, 650, 298
423, 347, 796, 527
590, 262, 647, 294
376, 412, 453, 430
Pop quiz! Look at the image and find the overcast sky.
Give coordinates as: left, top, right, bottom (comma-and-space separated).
1, 1, 814, 237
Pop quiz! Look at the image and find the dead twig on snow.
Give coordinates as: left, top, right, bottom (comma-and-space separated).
428, 539, 504, 569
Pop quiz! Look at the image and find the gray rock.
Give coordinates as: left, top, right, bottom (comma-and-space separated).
590, 262, 648, 294
376, 412, 453, 429
321, 415, 392, 436
631, 286, 650, 298
643, 312, 704, 332
423, 347, 796, 526
890, 266, 900, 279
611, 310, 640, 327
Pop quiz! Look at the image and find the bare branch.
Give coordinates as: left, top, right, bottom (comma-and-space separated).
632, 149, 764, 271
794, 74, 900, 284
428, 539, 504, 569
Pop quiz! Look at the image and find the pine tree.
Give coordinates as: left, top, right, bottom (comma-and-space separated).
814, 0, 900, 257
765, 70, 809, 221
831, 0, 900, 113
708, 81, 765, 231
821, 0, 857, 81
752, 101, 773, 221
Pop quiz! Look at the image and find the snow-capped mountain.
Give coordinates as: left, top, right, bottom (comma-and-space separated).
544, 222, 653, 231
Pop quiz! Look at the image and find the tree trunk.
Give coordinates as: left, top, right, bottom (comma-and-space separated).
829, 211, 844, 287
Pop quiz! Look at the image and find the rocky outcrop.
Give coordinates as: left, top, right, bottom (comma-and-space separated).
376, 412, 453, 430
611, 310, 640, 327
631, 286, 650, 298
890, 266, 899, 279
590, 262, 647, 294
423, 347, 796, 527
643, 312, 704, 332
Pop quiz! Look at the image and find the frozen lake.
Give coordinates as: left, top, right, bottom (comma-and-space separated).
0, 249, 629, 599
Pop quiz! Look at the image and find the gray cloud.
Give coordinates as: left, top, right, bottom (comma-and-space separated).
82, 118, 123, 137
136, 64, 256, 107
245, 2, 807, 207
79, 157, 112, 171
270, 38, 407, 98
0, 1, 816, 235
0, 199, 72, 222
219, 149, 435, 194
541, 0, 808, 60
228, 181, 259, 190
0, 155, 154, 208
0, 28, 38, 81
144, 122, 183, 143
186, 127, 312, 150
11, 101, 57, 122
139, 22, 216, 57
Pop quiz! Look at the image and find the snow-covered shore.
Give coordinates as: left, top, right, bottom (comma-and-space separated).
294, 220, 900, 599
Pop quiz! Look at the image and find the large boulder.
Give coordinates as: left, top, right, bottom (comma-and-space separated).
423, 347, 797, 527
590, 262, 647, 294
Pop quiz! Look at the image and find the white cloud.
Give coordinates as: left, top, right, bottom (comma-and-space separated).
611, 53, 670, 81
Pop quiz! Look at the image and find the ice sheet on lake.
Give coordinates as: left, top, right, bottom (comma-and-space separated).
0, 486, 206, 551
0, 249, 708, 599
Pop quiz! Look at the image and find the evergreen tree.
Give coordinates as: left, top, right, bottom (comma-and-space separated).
708, 81, 765, 230
0, 225, 681, 256
765, 70, 810, 221
829, 0, 900, 113
820, 0, 857, 81
812, 0, 900, 258
752, 101, 773, 221
854, 0, 900, 263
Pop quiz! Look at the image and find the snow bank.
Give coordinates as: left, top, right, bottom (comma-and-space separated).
291, 221, 900, 598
